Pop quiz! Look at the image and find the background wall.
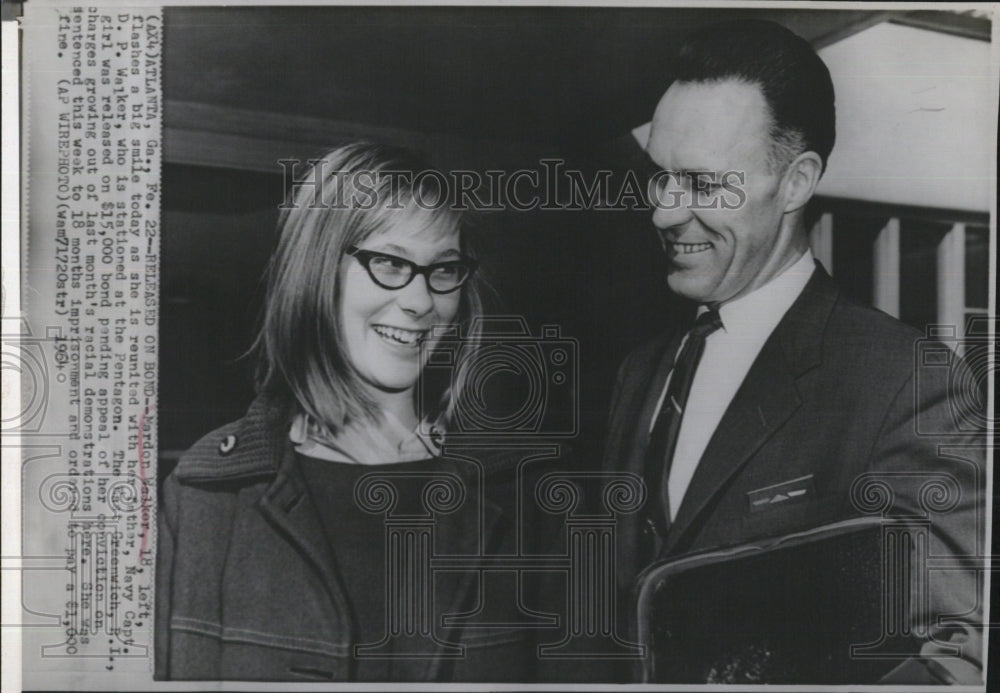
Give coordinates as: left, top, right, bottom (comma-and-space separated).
817, 22, 995, 211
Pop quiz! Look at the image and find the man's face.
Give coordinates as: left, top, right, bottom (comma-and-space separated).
647, 79, 801, 306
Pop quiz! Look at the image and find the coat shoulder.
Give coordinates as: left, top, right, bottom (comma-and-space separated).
823, 295, 927, 378
171, 397, 286, 484
181, 419, 244, 465
171, 418, 248, 482
830, 295, 925, 347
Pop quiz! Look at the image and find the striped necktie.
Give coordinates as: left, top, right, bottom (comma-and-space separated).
642, 308, 724, 543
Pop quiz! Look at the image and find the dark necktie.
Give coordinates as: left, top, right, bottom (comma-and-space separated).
642, 308, 724, 547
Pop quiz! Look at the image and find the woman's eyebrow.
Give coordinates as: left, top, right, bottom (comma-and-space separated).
433, 248, 463, 261
369, 242, 406, 253
366, 243, 462, 262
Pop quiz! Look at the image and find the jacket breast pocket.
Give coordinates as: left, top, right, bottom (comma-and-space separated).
739, 496, 841, 541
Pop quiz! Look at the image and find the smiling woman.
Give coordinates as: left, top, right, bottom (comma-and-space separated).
255, 143, 484, 443
154, 143, 549, 682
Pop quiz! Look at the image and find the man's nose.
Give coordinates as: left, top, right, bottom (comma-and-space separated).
397, 273, 435, 316
650, 179, 694, 230
651, 197, 695, 232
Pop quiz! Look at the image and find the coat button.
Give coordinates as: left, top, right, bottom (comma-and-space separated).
218, 434, 237, 455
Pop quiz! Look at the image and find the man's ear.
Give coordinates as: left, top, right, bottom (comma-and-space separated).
781, 151, 823, 214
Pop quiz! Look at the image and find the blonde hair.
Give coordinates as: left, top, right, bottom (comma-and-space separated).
254, 142, 484, 432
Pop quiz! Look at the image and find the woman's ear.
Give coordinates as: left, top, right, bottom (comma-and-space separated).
782, 151, 823, 214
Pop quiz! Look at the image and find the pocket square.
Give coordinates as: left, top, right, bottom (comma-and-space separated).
747, 475, 815, 513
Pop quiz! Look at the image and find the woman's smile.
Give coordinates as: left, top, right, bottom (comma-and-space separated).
371, 323, 427, 348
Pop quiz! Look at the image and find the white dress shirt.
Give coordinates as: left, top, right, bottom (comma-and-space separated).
651, 250, 816, 519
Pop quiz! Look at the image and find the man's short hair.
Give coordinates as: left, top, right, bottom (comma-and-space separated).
672, 19, 836, 173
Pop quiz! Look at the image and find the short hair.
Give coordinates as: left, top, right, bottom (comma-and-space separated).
672, 19, 836, 173
255, 142, 484, 433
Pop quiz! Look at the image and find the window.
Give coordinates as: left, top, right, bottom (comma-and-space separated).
810, 198, 990, 347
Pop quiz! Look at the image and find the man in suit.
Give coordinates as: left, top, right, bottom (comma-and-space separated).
604, 20, 985, 684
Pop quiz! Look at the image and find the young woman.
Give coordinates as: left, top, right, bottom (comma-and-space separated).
155, 143, 540, 681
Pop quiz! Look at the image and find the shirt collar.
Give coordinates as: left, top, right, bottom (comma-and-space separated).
289, 411, 443, 464
704, 250, 816, 340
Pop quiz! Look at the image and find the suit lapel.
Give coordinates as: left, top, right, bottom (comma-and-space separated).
626, 332, 686, 476
664, 340, 801, 554
610, 331, 685, 595
663, 264, 838, 555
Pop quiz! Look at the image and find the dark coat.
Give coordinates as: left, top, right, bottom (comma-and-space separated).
603, 264, 985, 683
155, 398, 554, 681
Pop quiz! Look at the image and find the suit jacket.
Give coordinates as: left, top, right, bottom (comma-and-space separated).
603, 263, 984, 683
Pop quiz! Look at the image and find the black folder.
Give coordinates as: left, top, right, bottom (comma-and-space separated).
635, 517, 921, 684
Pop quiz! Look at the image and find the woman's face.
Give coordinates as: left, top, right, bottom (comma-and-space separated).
339, 213, 463, 400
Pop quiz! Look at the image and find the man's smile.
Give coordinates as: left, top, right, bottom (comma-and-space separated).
671, 241, 713, 255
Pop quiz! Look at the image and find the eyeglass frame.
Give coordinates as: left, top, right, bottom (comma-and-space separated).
345, 245, 479, 295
